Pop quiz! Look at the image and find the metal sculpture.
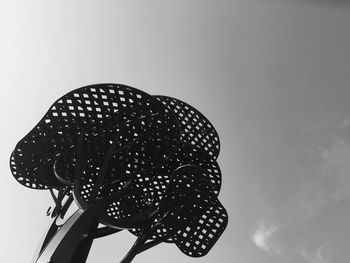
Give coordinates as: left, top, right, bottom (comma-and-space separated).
9, 84, 228, 263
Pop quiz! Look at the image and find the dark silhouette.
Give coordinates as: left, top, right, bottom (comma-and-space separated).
10, 84, 228, 263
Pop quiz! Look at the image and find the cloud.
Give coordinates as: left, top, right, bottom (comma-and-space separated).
282, 117, 350, 220
319, 138, 350, 201
247, 113, 350, 262
300, 244, 329, 263
251, 222, 280, 254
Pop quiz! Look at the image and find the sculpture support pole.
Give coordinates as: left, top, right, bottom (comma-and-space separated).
34, 206, 99, 263
120, 225, 152, 263
120, 233, 147, 263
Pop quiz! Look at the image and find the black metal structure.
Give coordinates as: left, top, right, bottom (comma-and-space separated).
9, 84, 228, 263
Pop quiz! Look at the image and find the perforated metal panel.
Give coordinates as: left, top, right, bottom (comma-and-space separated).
162, 165, 227, 257
100, 142, 222, 232
126, 165, 227, 256
11, 84, 179, 190
9, 83, 227, 262
155, 96, 220, 160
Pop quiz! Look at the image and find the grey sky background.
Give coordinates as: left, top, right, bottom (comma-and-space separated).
1, 1, 350, 262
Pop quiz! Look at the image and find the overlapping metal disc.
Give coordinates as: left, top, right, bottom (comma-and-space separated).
102, 142, 221, 231
10, 84, 179, 190
127, 164, 227, 256
54, 113, 179, 210
9, 84, 227, 258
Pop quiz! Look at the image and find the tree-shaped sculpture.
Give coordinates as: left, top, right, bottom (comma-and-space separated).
9, 84, 228, 263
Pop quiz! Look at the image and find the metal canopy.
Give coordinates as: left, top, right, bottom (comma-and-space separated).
9, 83, 227, 263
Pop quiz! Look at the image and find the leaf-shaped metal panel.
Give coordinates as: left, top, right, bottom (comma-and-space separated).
160, 165, 228, 257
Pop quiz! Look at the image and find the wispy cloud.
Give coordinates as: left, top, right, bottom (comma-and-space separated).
300, 244, 329, 263
251, 222, 280, 254
249, 115, 350, 262
319, 138, 350, 202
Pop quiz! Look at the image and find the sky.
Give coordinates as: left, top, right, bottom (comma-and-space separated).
1, 1, 350, 263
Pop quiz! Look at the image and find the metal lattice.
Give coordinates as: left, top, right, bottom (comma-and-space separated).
9, 83, 227, 263
155, 96, 220, 160
11, 84, 179, 190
